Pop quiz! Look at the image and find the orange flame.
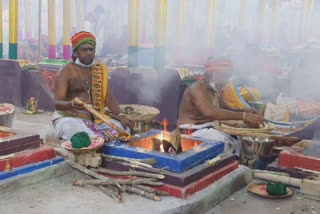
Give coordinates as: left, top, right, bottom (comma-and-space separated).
157, 118, 170, 153
159, 118, 168, 133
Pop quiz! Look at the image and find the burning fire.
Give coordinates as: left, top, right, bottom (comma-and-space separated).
156, 132, 171, 153
157, 118, 171, 152
158, 118, 168, 133
160, 143, 165, 152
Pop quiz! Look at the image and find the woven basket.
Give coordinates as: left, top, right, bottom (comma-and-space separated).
105, 105, 160, 134
120, 105, 160, 122
215, 120, 275, 134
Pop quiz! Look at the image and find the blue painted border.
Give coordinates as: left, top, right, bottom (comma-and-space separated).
103, 129, 224, 173
0, 157, 64, 181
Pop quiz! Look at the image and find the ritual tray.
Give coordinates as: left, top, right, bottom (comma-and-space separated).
247, 183, 293, 199
61, 137, 104, 154
218, 121, 275, 134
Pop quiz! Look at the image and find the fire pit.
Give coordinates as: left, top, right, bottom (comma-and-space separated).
0, 127, 40, 156
103, 129, 225, 173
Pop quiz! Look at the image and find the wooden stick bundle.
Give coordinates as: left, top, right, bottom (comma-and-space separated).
67, 160, 167, 202
61, 141, 168, 202
125, 185, 161, 201
136, 185, 170, 196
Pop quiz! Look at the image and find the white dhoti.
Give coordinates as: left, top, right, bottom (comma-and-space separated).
52, 111, 130, 141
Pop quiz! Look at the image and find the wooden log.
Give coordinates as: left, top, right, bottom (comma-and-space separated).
67, 160, 123, 190
170, 127, 182, 153
74, 97, 130, 137
101, 153, 157, 165
125, 185, 161, 201
73, 178, 163, 186
136, 185, 170, 196
93, 168, 165, 179
98, 186, 122, 203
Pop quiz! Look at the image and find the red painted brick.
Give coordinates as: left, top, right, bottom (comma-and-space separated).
279, 151, 320, 172
0, 146, 56, 171
151, 161, 239, 198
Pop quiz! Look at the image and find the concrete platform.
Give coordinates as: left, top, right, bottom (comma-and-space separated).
0, 164, 252, 214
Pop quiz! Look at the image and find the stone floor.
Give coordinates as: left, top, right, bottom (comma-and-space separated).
1, 108, 319, 214
12, 108, 54, 140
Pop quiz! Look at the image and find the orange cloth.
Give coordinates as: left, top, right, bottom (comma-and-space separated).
221, 82, 249, 109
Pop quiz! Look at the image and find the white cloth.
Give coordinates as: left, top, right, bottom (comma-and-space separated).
52, 111, 130, 141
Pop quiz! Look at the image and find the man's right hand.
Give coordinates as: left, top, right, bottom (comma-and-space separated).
243, 113, 266, 128
71, 98, 85, 110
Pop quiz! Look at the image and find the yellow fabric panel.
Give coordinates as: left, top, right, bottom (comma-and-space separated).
239, 86, 262, 103
92, 63, 110, 124
221, 83, 247, 109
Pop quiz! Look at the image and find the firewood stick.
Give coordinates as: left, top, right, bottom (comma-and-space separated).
130, 161, 153, 168
98, 186, 122, 203
125, 185, 161, 201
93, 168, 165, 179
67, 160, 124, 191
136, 185, 170, 196
74, 97, 129, 137
130, 164, 168, 174
73, 178, 163, 186
100, 154, 157, 165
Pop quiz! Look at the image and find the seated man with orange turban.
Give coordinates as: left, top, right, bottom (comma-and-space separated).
177, 57, 265, 154
53, 31, 132, 142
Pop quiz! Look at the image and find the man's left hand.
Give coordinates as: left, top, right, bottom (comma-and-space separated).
119, 115, 134, 132
244, 108, 260, 115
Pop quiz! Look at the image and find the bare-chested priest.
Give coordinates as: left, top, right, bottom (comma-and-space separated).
52, 31, 132, 141
177, 58, 265, 154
